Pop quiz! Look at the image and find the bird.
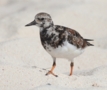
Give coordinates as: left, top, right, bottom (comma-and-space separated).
25, 12, 94, 77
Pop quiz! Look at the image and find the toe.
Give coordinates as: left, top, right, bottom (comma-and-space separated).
45, 71, 51, 76
45, 71, 58, 77
55, 75, 58, 77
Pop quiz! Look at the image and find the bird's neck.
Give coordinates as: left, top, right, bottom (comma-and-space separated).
39, 24, 56, 49
40, 23, 54, 32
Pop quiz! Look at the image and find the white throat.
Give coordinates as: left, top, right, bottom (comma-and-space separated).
40, 24, 54, 32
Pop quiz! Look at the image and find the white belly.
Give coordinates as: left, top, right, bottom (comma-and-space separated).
46, 41, 84, 60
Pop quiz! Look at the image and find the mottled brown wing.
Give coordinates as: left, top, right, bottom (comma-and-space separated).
67, 28, 93, 48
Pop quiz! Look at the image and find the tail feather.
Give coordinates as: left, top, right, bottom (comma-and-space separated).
84, 39, 94, 41
87, 42, 94, 46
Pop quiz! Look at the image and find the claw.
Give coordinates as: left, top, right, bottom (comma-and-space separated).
69, 73, 72, 76
45, 71, 58, 77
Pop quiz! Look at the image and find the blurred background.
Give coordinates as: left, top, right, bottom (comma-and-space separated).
0, 0, 107, 49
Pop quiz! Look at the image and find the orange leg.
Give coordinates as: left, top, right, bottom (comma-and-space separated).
69, 62, 74, 76
46, 57, 58, 77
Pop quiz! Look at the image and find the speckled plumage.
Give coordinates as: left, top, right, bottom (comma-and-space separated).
25, 12, 94, 76
40, 25, 93, 50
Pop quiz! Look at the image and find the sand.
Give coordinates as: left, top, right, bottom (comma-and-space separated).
0, 0, 107, 90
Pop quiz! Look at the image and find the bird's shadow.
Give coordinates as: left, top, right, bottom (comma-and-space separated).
63, 70, 93, 76
31, 65, 93, 76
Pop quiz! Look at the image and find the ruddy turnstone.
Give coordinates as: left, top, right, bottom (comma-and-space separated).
25, 12, 93, 77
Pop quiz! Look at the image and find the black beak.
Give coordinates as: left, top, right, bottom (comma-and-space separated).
25, 20, 36, 26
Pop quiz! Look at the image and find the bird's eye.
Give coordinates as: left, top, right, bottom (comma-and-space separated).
41, 18, 44, 20
38, 18, 44, 21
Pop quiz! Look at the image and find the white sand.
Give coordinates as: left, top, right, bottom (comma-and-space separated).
0, 0, 107, 90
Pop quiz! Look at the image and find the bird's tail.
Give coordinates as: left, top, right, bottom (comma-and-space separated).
84, 39, 94, 41
87, 42, 94, 46
84, 39, 94, 46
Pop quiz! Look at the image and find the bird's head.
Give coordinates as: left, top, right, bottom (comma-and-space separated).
25, 12, 53, 28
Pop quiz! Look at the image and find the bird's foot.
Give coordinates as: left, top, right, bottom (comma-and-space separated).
45, 71, 58, 77
69, 73, 72, 76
